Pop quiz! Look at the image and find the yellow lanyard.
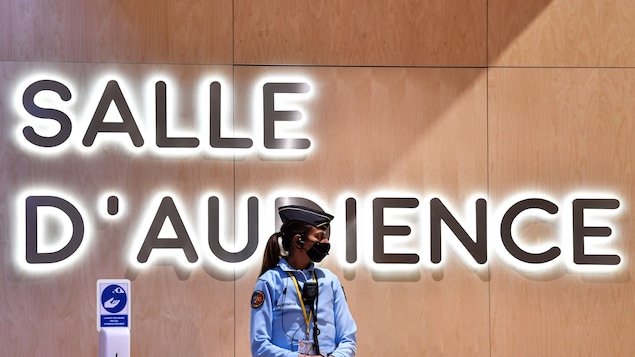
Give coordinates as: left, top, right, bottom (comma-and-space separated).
287, 271, 317, 336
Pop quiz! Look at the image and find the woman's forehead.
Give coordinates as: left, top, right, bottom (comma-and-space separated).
308, 226, 330, 238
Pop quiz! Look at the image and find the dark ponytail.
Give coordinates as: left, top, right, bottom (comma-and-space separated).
259, 232, 283, 276
258, 221, 313, 276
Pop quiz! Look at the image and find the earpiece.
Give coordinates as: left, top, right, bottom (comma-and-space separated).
297, 234, 305, 245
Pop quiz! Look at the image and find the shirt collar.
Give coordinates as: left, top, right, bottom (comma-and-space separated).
278, 257, 315, 273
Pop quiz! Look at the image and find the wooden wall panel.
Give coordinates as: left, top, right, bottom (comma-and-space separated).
488, 68, 635, 356
231, 66, 489, 356
2, 0, 635, 356
0, 62, 238, 356
489, 0, 635, 67
0, 0, 233, 63
234, 0, 487, 66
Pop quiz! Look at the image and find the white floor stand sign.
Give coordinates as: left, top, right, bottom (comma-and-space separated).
97, 279, 131, 357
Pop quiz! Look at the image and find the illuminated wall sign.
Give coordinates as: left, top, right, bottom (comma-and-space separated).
9, 73, 626, 277
15, 191, 624, 274
14, 75, 314, 159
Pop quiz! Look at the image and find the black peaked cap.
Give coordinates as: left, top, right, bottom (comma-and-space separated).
278, 205, 334, 228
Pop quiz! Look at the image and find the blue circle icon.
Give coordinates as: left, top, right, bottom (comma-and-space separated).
101, 284, 127, 313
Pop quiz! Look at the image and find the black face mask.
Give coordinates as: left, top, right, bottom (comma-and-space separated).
307, 242, 330, 262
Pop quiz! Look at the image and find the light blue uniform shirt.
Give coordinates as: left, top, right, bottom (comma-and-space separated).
250, 258, 357, 357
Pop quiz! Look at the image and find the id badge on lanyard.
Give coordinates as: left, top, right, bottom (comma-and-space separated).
298, 339, 316, 355
288, 271, 319, 355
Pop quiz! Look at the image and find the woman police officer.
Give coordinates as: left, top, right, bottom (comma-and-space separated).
250, 205, 357, 357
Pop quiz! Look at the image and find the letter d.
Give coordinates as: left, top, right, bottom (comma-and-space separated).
26, 196, 84, 263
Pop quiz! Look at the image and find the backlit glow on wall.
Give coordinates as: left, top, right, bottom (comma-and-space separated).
424, 193, 490, 275
14, 187, 93, 274
126, 191, 202, 271
12, 72, 77, 156
12, 71, 315, 159
251, 74, 316, 160
12, 187, 625, 277
490, 190, 625, 276
561, 190, 626, 274
8, 70, 627, 278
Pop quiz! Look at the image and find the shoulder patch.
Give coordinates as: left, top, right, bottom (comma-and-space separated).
251, 290, 265, 308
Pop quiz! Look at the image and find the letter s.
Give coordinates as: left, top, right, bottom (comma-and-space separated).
22, 79, 73, 147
